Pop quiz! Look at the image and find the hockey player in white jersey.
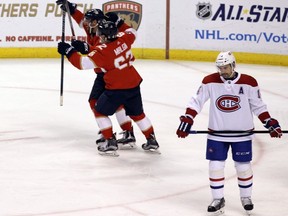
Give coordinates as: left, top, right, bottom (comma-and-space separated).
176, 51, 282, 215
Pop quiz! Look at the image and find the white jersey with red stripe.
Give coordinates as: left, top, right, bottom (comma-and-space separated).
187, 72, 269, 142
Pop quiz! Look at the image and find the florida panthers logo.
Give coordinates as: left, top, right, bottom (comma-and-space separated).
216, 95, 241, 112
102, 1, 142, 30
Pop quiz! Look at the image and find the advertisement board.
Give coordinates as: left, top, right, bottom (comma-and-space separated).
0, 0, 287, 64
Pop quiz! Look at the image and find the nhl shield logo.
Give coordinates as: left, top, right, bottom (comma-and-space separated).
196, 3, 212, 20
103, 0, 142, 30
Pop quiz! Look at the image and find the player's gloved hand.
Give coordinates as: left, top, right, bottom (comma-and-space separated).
105, 12, 124, 28
176, 115, 194, 138
71, 40, 90, 54
263, 118, 282, 138
56, 0, 77, 15
57, 42, 77, 58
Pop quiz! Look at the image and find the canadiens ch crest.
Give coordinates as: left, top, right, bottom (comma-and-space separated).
196, 3, 212, 20
216, 95, 241, 112
103, 0, 142, 30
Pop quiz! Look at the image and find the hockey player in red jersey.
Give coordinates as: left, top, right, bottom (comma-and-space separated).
57, 19, 159, 156
56, 0, 136, 148
176, 51, 282, 215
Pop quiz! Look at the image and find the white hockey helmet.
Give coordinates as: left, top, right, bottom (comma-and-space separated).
215, 51, 236, 70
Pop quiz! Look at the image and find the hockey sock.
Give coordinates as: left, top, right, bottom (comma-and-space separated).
115, 106, 132, 131
94, 111, 113, 139
235, 161, 253, 198
130, 113, 154, 138
209, 160, 225, 199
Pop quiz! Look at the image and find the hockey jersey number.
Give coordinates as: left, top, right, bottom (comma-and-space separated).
114, 50, 133, 70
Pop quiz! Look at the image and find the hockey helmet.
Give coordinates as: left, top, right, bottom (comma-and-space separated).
84, 9, 104, 22
215, 51, 236, 69
97, 19, 118, 41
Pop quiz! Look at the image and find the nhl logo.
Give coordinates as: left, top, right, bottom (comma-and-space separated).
103, 0, 142, 30
196, 3, 212, 20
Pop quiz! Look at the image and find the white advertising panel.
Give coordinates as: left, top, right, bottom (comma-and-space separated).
0, 0, 287, 55
171, 0, 288, 54
0, 0, 166, 49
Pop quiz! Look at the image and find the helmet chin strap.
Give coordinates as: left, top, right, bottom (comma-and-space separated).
227, 69, 238, 80
88, 21, 98, 35
231, 64, 237, 77
228, 70, 235, 78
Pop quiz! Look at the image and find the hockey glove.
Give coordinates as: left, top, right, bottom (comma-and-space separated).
263, 118, 282, 138
176, 116, 193, 138
71, 40, 90, 54
57, 42, 77, 58
56, 0, 77, 15
105, 12, 124, 28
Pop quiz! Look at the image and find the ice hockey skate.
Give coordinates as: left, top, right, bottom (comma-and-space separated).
98, 136, 119, 157
207, 198, 225, 215
141, 134, 160, 154
241, 197, 253, 215
95, 131, 105, 146
117, 128, 136, 149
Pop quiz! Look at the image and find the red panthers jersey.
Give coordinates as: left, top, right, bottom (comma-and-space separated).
72, 10, 132, 74
68, 28, 142, 90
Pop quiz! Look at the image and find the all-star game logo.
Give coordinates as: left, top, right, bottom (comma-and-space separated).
196, 3, 212, 20
103, 0, 142, 30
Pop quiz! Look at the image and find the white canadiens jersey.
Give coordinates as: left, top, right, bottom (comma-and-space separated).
187, 72, 268, 142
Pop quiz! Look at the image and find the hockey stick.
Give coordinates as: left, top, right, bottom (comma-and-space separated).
189, 130, 288, 134
60, 10, 66, 106
64, 0, 76, 40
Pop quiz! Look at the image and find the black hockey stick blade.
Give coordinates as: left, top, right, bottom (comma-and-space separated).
189, 130, 288, 134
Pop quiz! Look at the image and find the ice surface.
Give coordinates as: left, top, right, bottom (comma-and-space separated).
0, 59, 287, 216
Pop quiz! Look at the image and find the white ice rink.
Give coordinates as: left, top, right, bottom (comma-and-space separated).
0, 58, 287, 216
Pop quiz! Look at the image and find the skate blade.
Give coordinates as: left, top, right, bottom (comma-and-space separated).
208, 208, 225, 216
118, 142, 136, 150
144, 148, 161, 154
98, 150, 119, 157
245, 210, 252, 216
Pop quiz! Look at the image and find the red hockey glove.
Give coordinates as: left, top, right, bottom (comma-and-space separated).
264, 118, 282, 138
176, 116, 193, 138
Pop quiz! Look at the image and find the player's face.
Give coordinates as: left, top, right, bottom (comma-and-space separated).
84, 19, 98, 34
96, 28, 108, 44
218, 64, 233, 79
89, 20, 98, 28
